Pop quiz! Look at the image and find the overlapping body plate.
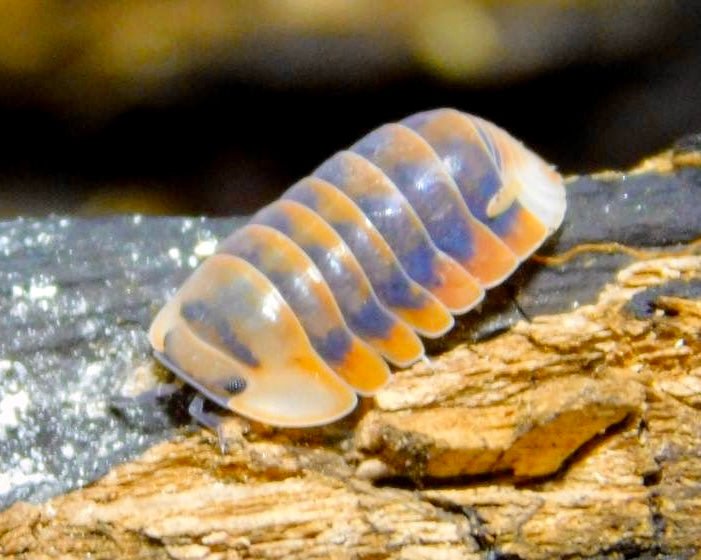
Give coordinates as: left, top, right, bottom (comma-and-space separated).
149, 108, 567, 427
402, 109, 559, 259
283, 178, 455, 337
350, 123, 518, 287
217, 224, 390, 395
314, 151, 485, 312
251, 199, 424, 367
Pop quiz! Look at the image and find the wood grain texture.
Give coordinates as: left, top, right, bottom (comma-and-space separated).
1, 145, 700, 559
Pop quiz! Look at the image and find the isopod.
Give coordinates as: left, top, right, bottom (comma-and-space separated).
149, 108, 566, 428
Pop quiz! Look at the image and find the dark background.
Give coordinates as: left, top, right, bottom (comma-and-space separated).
0, 0, 699, 217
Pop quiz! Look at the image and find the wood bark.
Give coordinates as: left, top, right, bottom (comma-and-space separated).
1, 148, 700, 559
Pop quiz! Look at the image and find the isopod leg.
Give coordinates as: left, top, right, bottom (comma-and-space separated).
110, 381, 182, 409
137, 381, 181, 402
188, 394, 229, 453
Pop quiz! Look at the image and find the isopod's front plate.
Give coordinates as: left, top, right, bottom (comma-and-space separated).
148, 254, 357, 427
217, 224, 391, 395
350, 122, 518, 287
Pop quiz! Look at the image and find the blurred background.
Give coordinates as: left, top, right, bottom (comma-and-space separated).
0, 0, 699, 217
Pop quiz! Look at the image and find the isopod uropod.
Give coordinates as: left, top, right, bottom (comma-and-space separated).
149, 108, 566, 428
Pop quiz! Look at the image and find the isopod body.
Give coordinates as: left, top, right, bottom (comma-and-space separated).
149, 108, 566, 427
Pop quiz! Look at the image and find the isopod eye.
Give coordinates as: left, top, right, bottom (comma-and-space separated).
223, 376, 247, 395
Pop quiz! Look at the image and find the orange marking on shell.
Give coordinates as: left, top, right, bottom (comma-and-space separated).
499, 206, 549, 258
370, 322, 424, 368
335, 338, 391, 395
429, 256, 484, 313
463, 217, 520, 287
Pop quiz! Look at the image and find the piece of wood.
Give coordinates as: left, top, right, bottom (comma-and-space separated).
1, 141, 700, 558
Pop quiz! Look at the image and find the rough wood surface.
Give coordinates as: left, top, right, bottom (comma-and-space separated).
1, 145, 701, 559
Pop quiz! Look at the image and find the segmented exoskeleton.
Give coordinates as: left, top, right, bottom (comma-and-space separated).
149, 109, 566, 427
